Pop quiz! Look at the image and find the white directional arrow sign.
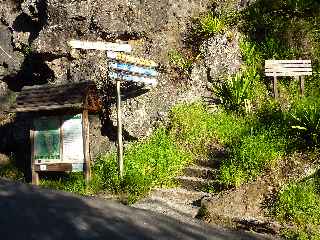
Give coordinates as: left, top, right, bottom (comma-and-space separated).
68, 40, 132, 52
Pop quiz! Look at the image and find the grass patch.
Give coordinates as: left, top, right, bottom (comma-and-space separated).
272, 173, 320, 239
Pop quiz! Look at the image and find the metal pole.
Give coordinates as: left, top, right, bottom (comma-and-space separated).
116, 79, 124, 178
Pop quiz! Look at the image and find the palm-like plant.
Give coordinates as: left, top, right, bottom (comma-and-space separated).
212, 67, 258, 112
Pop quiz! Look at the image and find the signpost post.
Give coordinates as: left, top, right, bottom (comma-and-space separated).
68, 39, 158, 178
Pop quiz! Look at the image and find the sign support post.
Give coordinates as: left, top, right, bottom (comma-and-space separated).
116, 79, 124, 178
68, 39, 158, 179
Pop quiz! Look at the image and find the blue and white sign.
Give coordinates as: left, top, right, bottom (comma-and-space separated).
109, 62, 158, 77
109, 71, 157, 86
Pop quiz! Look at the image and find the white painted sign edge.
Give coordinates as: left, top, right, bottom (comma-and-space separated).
68, 40, 132, 53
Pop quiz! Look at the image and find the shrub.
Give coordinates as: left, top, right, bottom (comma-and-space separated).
212, 67, 259, 112
289, 97, 320, 146
168, 49, 193, 75
219, 126, 287, 186
272, 176, 320, 227
92, 128, 191, 203
198, 12, 225, 36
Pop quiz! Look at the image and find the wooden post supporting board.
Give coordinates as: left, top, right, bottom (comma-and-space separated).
116, 80, 124, 178
300, 76, 305, 96
30, 128, 39, 185
273, 74, 279, 99
82, 109, 91, 183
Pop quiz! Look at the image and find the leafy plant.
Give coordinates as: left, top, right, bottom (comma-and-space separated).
168, 49, 193, 75
212, 67, 259, 112
289, 97, 320, 146
198, 12, 225, 36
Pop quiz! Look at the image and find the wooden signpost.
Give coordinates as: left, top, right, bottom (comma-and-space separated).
68, 40, 158, 178
265, 60, 312, 99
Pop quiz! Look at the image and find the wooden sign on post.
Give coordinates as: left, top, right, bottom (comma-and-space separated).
68, 40, 158, 179
107, 51, 158, 177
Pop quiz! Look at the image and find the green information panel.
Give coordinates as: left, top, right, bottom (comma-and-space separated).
34, 117, 61, 163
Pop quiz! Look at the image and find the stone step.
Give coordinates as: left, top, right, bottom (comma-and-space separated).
151, 187, 208, 204
133, 197, 201, 220
175, 176, 220, 191
183, 166, 218, 179
195, 158, 221, 168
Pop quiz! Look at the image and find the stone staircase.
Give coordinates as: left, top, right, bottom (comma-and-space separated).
133, 159, 222, 221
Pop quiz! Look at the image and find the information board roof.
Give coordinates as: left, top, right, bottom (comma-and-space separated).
13, 81, 101, 113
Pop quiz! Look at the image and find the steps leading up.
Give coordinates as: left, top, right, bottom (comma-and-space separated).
175, 176, 220, 191
134, 155, 223, 221
183, 166, 218, 179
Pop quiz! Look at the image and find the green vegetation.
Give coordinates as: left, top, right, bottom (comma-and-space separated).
272, 174, 320, 239
40, 128, 191, 204
197, 12, 225, 36
168, 49, 193, 75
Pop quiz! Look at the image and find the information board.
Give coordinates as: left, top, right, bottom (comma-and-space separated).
62, 114, 84, 164
34, 117, 61, 164
34, 114, 84, 170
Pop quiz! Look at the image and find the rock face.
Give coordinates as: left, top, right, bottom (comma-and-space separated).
0, 0, 214, 158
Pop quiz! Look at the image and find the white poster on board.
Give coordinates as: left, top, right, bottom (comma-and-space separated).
62, 114, 84, 163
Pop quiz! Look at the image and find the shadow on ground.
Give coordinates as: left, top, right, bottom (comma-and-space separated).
0, 179, 271, 240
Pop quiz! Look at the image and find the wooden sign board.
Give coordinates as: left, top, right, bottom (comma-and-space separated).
109, 71, 158, 86
107, 51, 158, 67
109, 62, 158, 77
68, 40, 132, 52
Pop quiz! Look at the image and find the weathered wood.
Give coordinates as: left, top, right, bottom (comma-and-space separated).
34, 163, 73, 172
273, 75, 279, 99
265, 68, 312, 72
265, 60, 312, 98
13, 81, 101, 113
265, 72, 312, 77
60, 117, 64, 163
265, 63, 312, 68
265, 60, 311, 64
106, 51, 158, 67
68, 40, 132, 52
300, 76, 305, 96
116, 80, 124, 178
30, 128, 39, 185
82, 110, 91, 183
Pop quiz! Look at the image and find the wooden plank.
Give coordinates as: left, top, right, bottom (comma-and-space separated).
265, 71, 313, 77
68, 40, 132, 52
106, 51, 158, 67
265, 60, 311, 64
109, 71, 158, 86
109, 62, 159, 77
265, 68, 312, 72
34, 163, 73, 172
30, 128, 39, 185
265, 63, 312, 68
15, 103, 83, 112
60, 116, 64, 165
82, 110, 91, 183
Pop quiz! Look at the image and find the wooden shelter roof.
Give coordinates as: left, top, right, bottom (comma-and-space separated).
14, 81, 101, 113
